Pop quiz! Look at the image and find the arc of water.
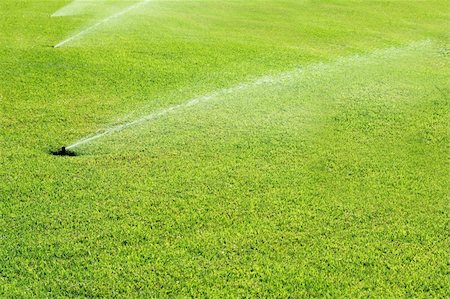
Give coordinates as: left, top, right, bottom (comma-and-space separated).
65, 40, 431, 150
54, 0, 151, 48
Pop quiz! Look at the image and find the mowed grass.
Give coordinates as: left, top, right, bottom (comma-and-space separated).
0, 0, 449, 297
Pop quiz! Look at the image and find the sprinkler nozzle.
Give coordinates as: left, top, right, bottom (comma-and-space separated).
51, 146, 77, 156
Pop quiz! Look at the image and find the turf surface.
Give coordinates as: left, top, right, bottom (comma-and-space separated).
0, 0, 449, 297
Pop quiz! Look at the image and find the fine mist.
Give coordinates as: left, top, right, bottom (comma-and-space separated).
52, 0, 94, 17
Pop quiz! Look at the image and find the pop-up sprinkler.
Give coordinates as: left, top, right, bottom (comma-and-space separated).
51, 146, 77, 156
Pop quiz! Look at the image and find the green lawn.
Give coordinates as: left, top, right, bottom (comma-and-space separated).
0, 0, 449, 297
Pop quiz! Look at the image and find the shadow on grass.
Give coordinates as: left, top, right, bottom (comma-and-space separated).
50, 146, 78, 157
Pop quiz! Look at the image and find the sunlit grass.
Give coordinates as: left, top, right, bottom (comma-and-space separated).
0, 0, 448, 297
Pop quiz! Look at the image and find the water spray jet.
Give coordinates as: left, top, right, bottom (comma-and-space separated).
53, 0, 151, 48
62, 40, 430, 150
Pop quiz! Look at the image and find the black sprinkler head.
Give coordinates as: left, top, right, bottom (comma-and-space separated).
51, 146, 77, 156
